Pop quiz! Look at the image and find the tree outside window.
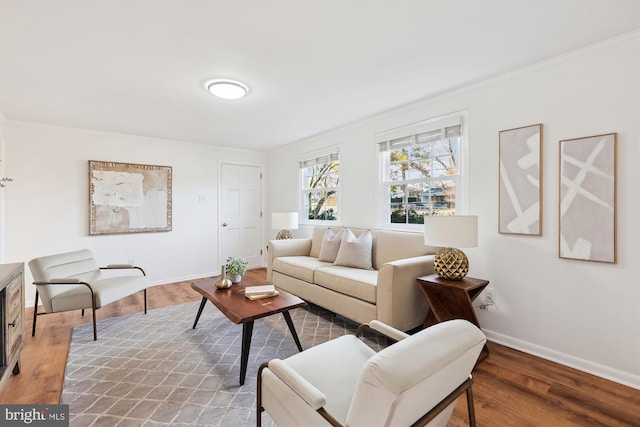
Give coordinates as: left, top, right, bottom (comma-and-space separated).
300, 151, 339, 222
380, 119, 462, 225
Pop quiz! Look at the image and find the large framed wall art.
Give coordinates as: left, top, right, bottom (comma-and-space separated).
499, 124, 542, 235
89, 160, 172, 235
558, 133, 616, 263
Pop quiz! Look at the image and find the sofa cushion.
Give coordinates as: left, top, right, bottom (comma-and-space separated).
315, 266, 378, 304
307, 226, 437, 269
334, 229, 373, 270
318, 228, 345, 262
373, 229, 435, 268
309, 227, 327, 258
49, 275, 148, 312
280, 335, 376, 424
272, 256, 332, 283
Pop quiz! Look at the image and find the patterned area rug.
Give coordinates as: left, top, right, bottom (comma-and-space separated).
62, 300, 384, 426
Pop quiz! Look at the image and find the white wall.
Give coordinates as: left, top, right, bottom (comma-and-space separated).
266, 32, 640, 388
3, 122, 266, 308
0, 113, 7, 262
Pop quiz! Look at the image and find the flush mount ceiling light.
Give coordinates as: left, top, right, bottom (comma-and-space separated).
205, 79, 249, 100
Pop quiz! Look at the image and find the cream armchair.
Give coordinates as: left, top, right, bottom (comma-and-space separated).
257, 319, 486, 427
29, 249, 149, 340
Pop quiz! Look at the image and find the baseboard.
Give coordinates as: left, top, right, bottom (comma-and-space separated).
149, 271, 218, 287
483, 329, 640, 391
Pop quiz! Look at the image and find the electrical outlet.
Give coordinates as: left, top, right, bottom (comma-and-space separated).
484, 287, 495, 304
479, 287, 495, 310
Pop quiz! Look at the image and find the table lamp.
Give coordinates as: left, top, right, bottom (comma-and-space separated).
272, 212, 298, 240
424, 215, 478, 280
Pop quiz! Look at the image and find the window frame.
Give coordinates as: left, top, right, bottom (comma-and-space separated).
299, 146, 341, 226
376, 111, 469, 231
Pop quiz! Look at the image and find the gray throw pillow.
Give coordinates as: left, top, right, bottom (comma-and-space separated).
334, 229, 373, 269
318, 228, 345, 262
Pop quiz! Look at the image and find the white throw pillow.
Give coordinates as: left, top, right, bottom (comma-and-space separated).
318, 228, 345, 262
334, 229, 373, 269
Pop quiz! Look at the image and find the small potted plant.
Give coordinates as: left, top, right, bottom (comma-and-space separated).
225, 257, 249, 283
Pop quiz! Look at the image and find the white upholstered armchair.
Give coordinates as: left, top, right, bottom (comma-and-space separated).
29, 249, 149, 340
257, 319, 486, 427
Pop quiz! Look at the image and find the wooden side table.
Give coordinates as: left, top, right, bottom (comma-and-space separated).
417, 274, 490, 363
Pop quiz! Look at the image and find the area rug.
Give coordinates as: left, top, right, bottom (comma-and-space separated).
62, 300, 384, 426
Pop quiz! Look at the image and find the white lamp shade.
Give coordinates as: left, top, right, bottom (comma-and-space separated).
272, 212, 299, 230
424, 215, 478, 248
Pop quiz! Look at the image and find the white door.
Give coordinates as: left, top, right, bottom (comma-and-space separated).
219, 163, 263, 270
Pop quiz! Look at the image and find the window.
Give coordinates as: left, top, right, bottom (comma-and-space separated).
300, 147, 340, 222
377, 114, 465, 226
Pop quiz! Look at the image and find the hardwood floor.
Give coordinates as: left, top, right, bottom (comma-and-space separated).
1, 268, 638, 426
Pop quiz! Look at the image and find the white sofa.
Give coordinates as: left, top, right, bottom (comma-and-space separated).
267, 227, 437, 332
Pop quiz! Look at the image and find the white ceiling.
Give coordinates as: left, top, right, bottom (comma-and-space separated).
1, 0, 639, 152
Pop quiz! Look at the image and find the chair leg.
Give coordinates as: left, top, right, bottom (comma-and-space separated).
81, 309, 85, 316
466, 384, 477, 427
143, 288, 147, 314
92, 296, 98, 341
32, 290, 39, 337
256, 362, 268, 427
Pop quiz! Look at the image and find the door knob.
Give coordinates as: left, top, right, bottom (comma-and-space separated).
222, 223, 228, 227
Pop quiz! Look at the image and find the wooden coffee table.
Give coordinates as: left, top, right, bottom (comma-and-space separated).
190, 276, 307, 385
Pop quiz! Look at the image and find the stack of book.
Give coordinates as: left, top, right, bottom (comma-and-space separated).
244, 285, 279, 300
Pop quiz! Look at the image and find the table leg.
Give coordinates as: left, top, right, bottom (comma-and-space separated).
192, 297, 208, 329
477, 343, 490, 365
423, 309, 438, 329
240, 320, 254, 385
282, 311, 303, 352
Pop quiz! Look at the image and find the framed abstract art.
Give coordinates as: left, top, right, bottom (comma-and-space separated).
499, 124, 542, 235
558, 133, 616, 263
89, 160, 172, 235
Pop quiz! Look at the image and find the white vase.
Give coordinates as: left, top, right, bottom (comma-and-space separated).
231, 274, 242, 284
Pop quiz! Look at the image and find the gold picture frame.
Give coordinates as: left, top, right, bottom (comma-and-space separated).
89, 160, 172, 235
